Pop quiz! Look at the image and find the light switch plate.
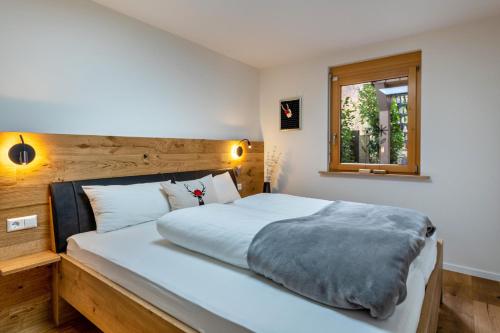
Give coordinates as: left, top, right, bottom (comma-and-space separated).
24, 215, 38, 228
237, 183, 243, 191
6, 215, 37, 232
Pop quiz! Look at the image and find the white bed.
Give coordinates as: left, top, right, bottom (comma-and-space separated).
67, 194, 437, 333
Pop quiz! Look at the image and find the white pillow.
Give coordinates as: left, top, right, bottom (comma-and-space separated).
83, 182, 170, 233
161, 175, 218, 210
213, 172, 241, 203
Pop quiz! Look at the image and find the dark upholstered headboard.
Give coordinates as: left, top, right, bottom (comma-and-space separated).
50, 168, 237, 253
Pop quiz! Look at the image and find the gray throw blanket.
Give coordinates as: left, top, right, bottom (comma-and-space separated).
247, 201, 435, 319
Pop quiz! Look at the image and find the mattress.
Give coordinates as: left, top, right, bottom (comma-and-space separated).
67, 197, 437, 333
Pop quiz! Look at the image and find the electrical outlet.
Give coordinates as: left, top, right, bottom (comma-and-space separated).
237, 183, 243, 191
7, 217, 25, 232
6, 215, 37, 232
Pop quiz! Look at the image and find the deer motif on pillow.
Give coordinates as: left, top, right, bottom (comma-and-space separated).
184, 182, 207, 205
161, 175, 218, 210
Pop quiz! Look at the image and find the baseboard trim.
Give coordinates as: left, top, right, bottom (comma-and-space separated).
444, 262, 500, 281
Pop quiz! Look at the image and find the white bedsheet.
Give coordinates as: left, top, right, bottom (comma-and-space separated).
67, 195, 437, 333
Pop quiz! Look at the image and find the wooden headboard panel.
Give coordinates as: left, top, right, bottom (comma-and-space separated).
0, 132, 262, 331
0, 132, 263, 260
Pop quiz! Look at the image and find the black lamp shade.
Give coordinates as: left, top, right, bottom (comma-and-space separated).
9, 136, 36, 165
236, 139, 252, 157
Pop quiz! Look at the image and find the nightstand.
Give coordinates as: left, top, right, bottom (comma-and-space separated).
0, 250, 60, 276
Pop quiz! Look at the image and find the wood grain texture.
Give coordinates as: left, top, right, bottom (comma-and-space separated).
52, 262, 80, 327
0, 251, 60, 276
0, 266, 52, 332
330, 51, 421, 77
27, 269, 500, 333
438, 270, 500, 333
319, 170, 431, 181
0, 132, 263, 333
42, 317, 101, 333
58, 254, 196, 333
417, 240, 443, 333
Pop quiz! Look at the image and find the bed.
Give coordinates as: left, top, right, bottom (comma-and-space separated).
50, 169, 442, 333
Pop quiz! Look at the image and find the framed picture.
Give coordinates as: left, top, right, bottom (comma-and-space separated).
280, 97, 301, 131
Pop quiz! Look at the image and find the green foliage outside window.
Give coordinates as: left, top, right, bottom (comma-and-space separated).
340, 84, 406, 165
389, 97, 405, 164
358, 84, 380, 163
340, 97, 356, 163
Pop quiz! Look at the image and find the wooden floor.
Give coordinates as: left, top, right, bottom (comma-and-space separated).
30, 270, 500, 333
42, 318, 101, 333
438, 270, 500, 333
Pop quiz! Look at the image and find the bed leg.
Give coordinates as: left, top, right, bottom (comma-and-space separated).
52, 261, 79, 326
52, 262, 62, 326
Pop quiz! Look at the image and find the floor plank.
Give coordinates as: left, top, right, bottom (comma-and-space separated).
438, 293, 474, 332
472, 276, 500, 307
41, 318, 101, 333
473, 301, 496, 333
488, 304, 500, 332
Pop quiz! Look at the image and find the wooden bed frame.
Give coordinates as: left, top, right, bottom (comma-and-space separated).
416, 240, 443, 333
52, 241, 443, 333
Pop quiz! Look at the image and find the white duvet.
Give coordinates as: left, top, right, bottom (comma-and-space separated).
156, 193, 436, 282
156, 194, 331, 268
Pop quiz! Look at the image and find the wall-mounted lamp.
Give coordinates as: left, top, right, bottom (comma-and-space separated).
235, 139, 252, 158
8, 135, 36, 165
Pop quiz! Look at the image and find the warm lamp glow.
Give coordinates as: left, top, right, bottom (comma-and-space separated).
8, 135, 36, 165
231, 144, 241, 160
1, 132, 44, 172
231, 139, 252, 159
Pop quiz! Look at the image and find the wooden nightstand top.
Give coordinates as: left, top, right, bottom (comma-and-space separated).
0, 250, 60, 276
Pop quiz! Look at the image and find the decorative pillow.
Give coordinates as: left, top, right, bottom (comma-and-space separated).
161, 175, 218, 210
213, 171, 241, 203
82, 182, 170, 233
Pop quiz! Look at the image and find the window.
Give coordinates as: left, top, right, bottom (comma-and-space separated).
329, 52, 421, 174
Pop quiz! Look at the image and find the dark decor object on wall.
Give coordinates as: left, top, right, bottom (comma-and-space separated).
280, 97, 301, 130
235, 139, 252, 157
263, 181, 271, 193
9, 135, 36, 165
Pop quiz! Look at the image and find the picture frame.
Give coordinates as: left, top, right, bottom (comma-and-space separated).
279, 97, 301, 131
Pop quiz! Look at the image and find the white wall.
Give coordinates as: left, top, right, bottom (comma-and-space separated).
0, 0, 261, 140
260, 16, 500, 280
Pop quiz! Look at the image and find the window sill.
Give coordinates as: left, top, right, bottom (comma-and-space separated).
318, 171, 431, 181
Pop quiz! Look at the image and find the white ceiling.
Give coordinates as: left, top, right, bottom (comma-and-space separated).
92, 0, 500, 68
